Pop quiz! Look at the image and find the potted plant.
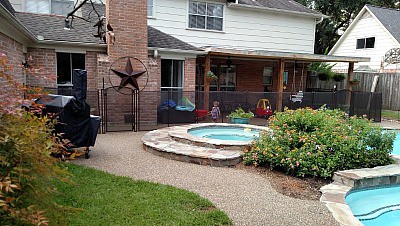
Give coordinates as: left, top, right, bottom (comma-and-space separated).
332, 73, 346, 82
308, 48, 336, 81
349, 78, 360, 85
206, 71, 218, 81
228, 107, 254, 124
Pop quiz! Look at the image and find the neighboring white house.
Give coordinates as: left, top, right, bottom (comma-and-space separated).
329, 4, 400, 73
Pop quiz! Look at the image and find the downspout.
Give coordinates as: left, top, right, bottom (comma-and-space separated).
316, 16, 324, 24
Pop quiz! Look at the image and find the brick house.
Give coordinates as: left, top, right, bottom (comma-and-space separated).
1, 0, 369, 127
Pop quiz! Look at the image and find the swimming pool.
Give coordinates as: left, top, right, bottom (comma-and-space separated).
188, 126, 260, 141
391, 132, 400, 156
346, 185, 400, 226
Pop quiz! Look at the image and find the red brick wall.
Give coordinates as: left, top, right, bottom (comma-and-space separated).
106, 0, 147, 64
197, 57, 307, 93
184, 58, 196, 92
26, 48, 56, 88
0, 32, 25, 102
86, 51, 99, 91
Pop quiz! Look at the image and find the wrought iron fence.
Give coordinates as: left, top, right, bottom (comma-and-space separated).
29, 88, 383, 132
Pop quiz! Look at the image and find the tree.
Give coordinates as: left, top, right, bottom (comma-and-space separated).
296, 0, 399, 53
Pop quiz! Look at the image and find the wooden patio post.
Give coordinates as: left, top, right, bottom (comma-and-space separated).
345, 62, 354, 106
276, 59, 285, 112
204, 54, 211, 111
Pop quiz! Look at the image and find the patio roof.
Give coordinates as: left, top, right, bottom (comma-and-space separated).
204, 47, 370, 63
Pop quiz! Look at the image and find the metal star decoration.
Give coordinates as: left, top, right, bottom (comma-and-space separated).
111, 58, 146, 90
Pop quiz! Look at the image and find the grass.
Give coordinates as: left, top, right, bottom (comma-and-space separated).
48, 163, 232, 225
382, 110, 400, 121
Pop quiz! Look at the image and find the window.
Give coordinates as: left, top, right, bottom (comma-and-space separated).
220, 66, 236, 91
263, 67, 273, 85
56, 53, 85, 86
161, 59, 184, 91
26, 0, 49, 14
148, 0, 154, 17
51, 0, 74, 15
356, 37, 375, 49
26, 0, 73, 15
189, 1, 223, 31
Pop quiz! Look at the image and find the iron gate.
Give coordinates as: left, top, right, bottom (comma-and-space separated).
102, 86, 138, 132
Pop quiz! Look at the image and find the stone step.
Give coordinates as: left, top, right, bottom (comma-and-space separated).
142, 127, 242, 167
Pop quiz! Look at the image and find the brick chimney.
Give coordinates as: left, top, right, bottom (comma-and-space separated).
106, 0, 148, 63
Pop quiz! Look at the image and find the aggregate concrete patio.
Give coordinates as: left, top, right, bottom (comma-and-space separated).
75, 131, 338, 226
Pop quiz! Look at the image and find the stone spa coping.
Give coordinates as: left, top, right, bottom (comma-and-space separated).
168, 123, 269, 150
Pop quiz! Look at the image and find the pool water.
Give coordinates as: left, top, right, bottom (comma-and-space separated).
188, 126, 260, 141
346, 185, 400, 226
392, 132, 400, 156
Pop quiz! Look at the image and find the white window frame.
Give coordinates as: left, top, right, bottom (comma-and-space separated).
263, 67, 273, 85
56, 52, 86, 87
25, 0, 50, 14
148, 0, 155, 18
188, 1, 224, 31
25, 0, 74, 15
161, 59, 185, 91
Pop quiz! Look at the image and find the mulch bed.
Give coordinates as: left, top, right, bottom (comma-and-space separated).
234, 163, 332, 201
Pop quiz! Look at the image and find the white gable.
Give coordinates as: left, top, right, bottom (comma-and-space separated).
330, 7, 400, 72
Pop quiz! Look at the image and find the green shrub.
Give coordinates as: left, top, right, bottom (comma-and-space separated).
0, 112, 67, 225
243, 107, 395, 178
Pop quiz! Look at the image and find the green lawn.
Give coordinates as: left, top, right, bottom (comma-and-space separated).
49, 164, 232, 225
382, 110, 400, 121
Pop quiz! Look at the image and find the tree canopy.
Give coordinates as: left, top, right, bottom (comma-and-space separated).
296, 0, 399, 54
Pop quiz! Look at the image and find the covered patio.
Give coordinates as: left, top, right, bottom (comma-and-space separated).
197, 47, 370, 111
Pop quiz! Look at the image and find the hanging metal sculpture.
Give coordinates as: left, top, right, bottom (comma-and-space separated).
64, 0, 114, 44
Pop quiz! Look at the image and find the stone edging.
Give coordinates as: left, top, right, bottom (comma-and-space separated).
320, 163, 400, 226
168, 123, 268, 151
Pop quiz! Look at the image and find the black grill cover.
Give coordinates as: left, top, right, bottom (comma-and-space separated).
36, 94, 99, 147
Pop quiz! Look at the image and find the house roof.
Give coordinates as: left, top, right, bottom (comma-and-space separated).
231, 0, 324, 17
148, 26, 200, 51
366, 4, 400, 43
0, 0, 15, 16
14, 3, 200, 51
16, 12, 104, 44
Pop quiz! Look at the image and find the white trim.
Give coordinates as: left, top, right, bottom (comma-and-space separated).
32, 40, 106, 50
0, 3, 37, 42
160, 53, 186, 60
227, 2, 326, 19
160, 59, 185, 90
55, 48, 86, 54
148, 47, 205, 55
185, 27, 225, 34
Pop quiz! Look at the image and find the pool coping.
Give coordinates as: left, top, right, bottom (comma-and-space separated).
168, 123, 268, 151
320, 161, 400, 226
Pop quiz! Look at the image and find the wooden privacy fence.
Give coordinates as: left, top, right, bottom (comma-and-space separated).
353, 72, 400, 111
